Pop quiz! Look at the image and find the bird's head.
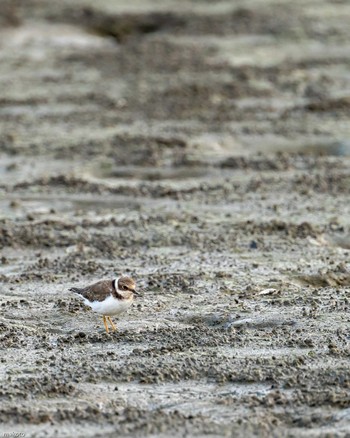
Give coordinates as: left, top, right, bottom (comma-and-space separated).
114, 276, 139, 298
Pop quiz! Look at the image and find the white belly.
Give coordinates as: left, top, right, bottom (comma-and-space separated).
83, 295, 133, 316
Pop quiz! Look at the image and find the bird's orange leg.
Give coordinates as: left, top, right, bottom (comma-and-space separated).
107, 316, 117, 331
103, 316, 109, 334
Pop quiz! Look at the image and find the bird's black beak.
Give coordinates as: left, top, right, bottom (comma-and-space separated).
133, 289, 141, 296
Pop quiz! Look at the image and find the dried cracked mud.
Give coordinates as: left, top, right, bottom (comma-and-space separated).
1, 0, 350, 437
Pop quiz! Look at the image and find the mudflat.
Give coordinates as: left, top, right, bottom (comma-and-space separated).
1, 1, 350, 437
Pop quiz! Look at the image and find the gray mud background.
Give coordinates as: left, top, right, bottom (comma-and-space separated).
1, 1, 350, 437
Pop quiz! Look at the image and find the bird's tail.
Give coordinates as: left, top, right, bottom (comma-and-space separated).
69, 287, 82, 294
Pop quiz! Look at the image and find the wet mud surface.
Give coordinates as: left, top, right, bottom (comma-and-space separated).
1, 1, 350, 437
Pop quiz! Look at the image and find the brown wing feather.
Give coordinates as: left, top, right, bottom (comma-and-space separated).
77, 280, 114, 302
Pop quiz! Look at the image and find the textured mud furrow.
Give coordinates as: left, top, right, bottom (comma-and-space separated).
1, 0, 350, 437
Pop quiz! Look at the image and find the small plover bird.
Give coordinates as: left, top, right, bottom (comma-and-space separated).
69, 276, 138, 333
